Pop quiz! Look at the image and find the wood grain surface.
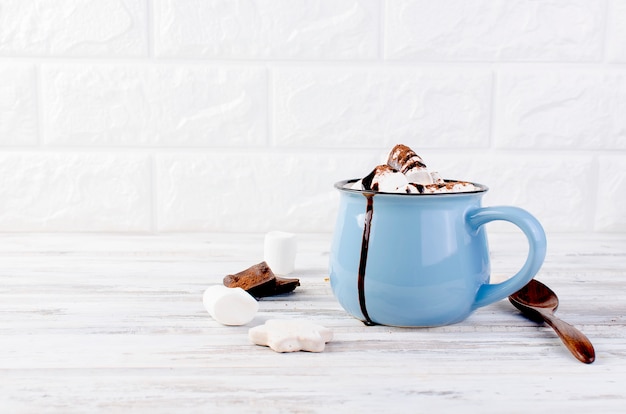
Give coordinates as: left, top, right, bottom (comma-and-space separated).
1, 233, 624, 413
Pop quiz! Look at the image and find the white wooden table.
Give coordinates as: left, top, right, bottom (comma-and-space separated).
1, 233, 625, 413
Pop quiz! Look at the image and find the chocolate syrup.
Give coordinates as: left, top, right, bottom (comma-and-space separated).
357, 193, 376, 326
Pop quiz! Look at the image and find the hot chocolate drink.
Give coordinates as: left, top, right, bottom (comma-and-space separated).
348, 144, 480, 194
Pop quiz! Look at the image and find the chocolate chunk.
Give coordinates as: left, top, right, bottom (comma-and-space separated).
274, 276, 301, 295
223, 261, 300, 298
224, 261, 274, 290
362, 165, 395, 191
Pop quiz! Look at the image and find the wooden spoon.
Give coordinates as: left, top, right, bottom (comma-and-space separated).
509, 279, 595, 364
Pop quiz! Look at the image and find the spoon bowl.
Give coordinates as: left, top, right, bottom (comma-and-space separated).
509, 279, 595, 364
509, 278, 559, 322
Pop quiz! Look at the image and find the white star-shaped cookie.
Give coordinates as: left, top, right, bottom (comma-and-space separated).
248, 319, 333, 353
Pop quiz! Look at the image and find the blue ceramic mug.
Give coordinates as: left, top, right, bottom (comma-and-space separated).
329, 179, 547, 327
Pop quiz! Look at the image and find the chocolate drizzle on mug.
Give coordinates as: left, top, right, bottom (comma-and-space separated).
357, 193, 376, 326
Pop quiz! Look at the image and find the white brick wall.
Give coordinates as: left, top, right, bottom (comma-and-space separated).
0, 0, 624, 233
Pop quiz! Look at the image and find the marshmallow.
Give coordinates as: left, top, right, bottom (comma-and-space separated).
387, 144, 434, 186
248, 319, 333, 353
362, 165, 409, 193
430, 171, 444, 184
203, 285, 259, 326
387, 144, 427, 173
419, 182, 481, 194
405, 168, 434, 185
348, 179, 364, 190
264, 231, 297, 275
445, 182, 480, 192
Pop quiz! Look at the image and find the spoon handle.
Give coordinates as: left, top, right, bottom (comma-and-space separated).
540, 311, 596, 364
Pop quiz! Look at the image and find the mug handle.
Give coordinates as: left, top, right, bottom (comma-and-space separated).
467, 206, 547, 310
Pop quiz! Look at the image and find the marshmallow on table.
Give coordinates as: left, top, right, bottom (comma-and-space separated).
248, 319, 333, 353
264, 231, 297, 275
203, 285, 258, 326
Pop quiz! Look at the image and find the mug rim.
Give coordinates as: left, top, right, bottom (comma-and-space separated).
335, 178, 489, 196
